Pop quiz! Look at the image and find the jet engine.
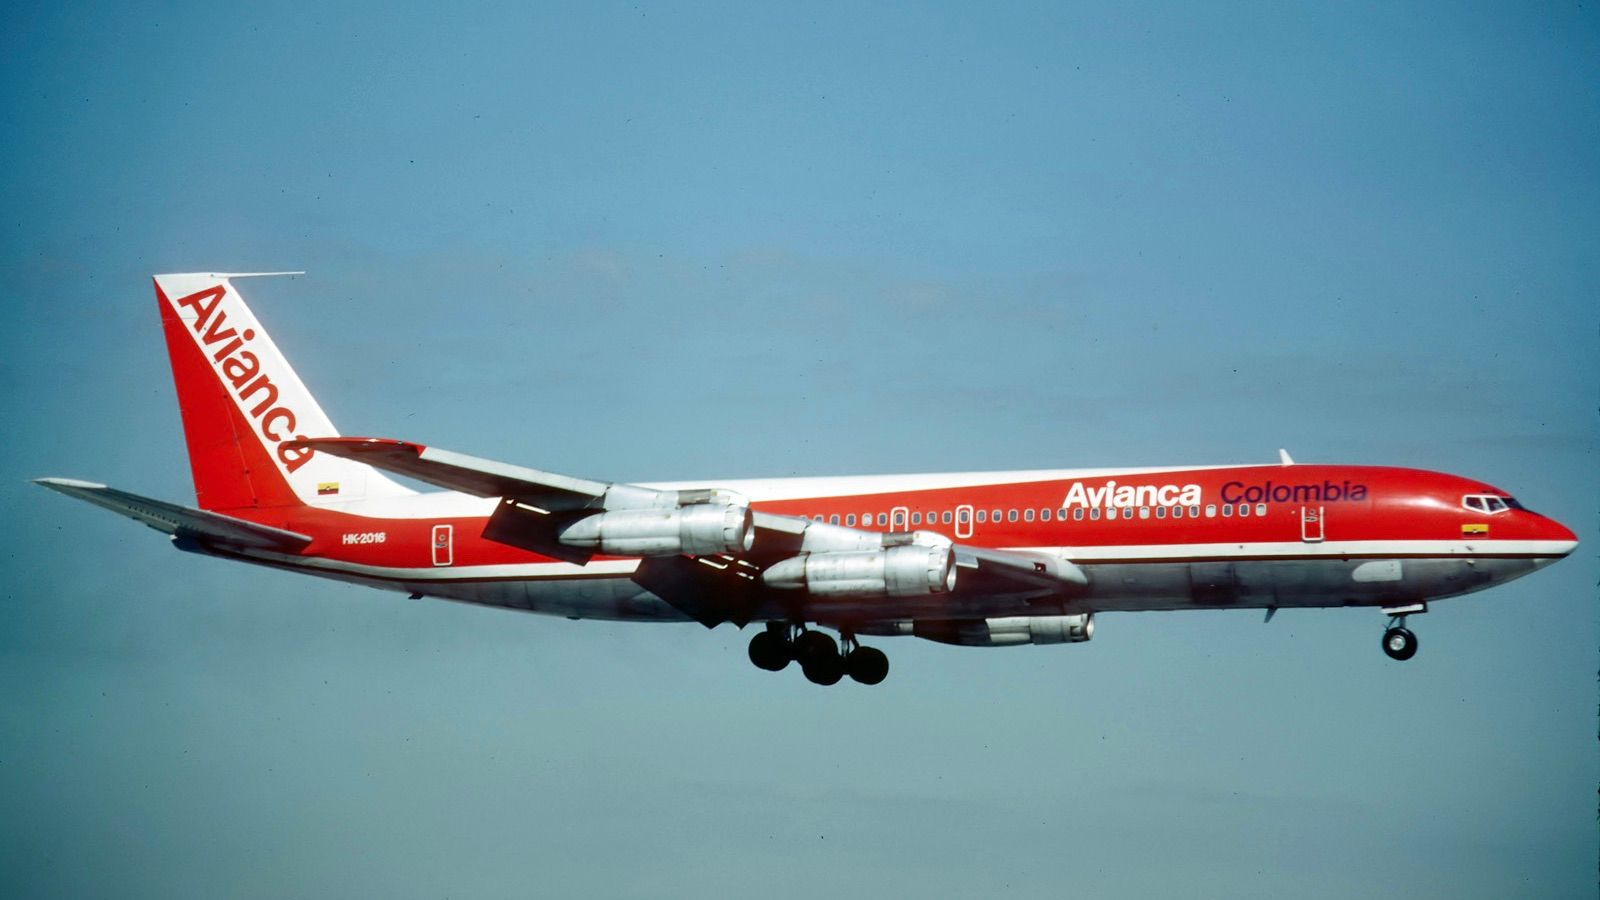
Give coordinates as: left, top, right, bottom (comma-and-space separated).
762, 544, 956, 598
912, 614, 1094, 647
557, 503, 753, 557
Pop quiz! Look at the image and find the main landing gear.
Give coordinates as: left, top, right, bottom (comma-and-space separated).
1380, 603, 1426, 661
747, 623, 889, 686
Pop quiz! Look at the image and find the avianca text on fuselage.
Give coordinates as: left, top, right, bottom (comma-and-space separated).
171, 285, 314, 473
1061, 480, 1203, 509
1060, 478, 1374, 509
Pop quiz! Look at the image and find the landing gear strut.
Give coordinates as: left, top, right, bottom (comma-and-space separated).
745, 624, 890, 686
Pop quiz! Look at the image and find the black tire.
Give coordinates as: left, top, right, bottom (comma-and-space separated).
846, 646, 890, 685
1382, 626, 1418, 661
802, 653, 845, 686
793, 630, 838, 667
748, 630, 791, 672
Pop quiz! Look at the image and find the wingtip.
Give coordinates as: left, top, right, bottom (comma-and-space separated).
33, 477, 108, 490
284, 436, 427, 456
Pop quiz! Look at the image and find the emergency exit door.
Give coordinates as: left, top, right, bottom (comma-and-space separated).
432, 524, 453, 566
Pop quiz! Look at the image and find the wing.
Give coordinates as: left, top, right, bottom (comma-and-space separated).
290, 437, 744, 566
292, 437, 1089, 625
34, 478, 312, 552
284, 437, 613, 509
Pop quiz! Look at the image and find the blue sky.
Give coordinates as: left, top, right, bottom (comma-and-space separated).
2, 2, 1596, 897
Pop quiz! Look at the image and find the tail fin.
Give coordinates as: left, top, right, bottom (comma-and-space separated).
155, 273, 414, 511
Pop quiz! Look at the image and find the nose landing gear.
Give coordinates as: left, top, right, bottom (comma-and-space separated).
1379, 603, 1426, 661
1382, 623, 1418, 661
746, 624, 890, 686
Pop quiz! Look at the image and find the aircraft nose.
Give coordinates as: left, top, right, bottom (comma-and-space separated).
1541, 515, 1578, 555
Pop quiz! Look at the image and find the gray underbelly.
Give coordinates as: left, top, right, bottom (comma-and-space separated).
1082, 556, 1538, 611
396, 577, 692, 622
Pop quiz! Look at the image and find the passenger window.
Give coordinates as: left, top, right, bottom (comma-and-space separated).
1238, 504, 1249, 518
1040, 509, 1052, 522
1121, 507, 1133, 519
1256, 503, 1266, 516
846, 514, 856, 526
1073, 508, 1084, 521
974, 510, 985, 523
958, 508, 970, 523
1205, 504, 1216, 518
1090, 508, 1101, 520
1156, 506, 1166, 519
1007, 509, 1018, 522
1024, 509, 1035, 522
1222, 504, 1233, 516
829, 514, 839, 525
991, 509, 1002, 522
912, 512, 922, 525
1138, 507, 1149, 519
877, 513, 887, 526
941, 511, 952, 524
1189, 505, 1200, 517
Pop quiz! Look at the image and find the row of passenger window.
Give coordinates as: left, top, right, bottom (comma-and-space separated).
808, 503, 1273, 528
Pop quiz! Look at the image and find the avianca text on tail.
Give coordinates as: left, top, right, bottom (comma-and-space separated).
34, 274, 1579, 686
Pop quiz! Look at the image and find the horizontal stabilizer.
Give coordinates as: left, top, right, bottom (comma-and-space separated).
33, 478, 312, 551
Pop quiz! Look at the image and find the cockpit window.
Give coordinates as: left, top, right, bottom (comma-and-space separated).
1462, 494, 1518, 515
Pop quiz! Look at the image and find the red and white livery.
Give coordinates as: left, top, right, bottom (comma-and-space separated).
36, 274, 1579, 684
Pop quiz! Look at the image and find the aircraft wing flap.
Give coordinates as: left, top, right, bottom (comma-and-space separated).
33, 478, 312, 551
291, 437, 610, 510
954, 545, 1089, 593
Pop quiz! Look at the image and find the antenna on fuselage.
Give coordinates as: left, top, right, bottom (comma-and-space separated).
1278, 448, 1295, 466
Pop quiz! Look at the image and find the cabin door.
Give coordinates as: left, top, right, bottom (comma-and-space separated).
432, 524, 454, 566
955, 504, 975, 539
1300, 506, 1324, 543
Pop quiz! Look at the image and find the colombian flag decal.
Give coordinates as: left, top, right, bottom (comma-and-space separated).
317, 482, 340, 496
1461, 523, 1488, 536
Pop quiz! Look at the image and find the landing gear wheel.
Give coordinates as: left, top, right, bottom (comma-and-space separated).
793, 630, 838, 667
747, 630, 791, 672
845, 646, 890, 685
802, 652, 845, 685
1382, 626, 1418, 661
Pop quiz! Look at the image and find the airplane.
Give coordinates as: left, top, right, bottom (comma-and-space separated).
35, 273, 1579, 685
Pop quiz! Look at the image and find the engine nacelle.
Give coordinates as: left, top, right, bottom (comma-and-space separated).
913, 614, 1095, 647
557, 503, 753, 557
762, 544, 956, 597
